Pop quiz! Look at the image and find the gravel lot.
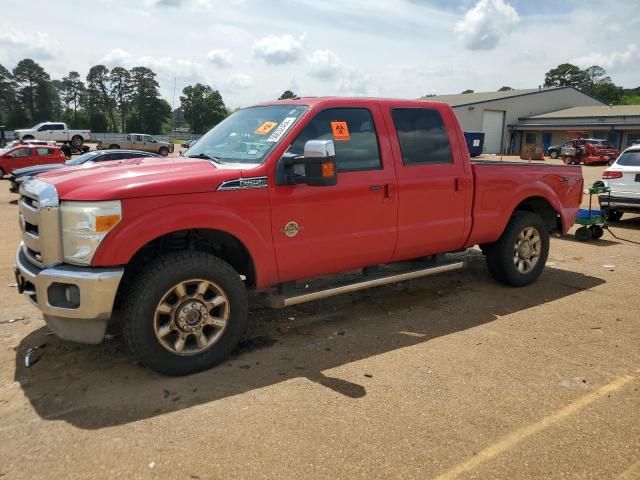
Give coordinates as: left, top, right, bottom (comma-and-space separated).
0, 158, 638, 479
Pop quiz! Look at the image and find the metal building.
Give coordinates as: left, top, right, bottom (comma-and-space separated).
423, 87, 604, 154
510, 105, 640, 152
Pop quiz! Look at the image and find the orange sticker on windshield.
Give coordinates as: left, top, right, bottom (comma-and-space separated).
330, 121, 350, 141
255, 121, 278, 135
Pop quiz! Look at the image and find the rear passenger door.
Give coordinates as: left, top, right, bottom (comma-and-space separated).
384, 105, 473, 260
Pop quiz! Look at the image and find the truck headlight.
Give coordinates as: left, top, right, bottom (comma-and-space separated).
60, 200, 122, 265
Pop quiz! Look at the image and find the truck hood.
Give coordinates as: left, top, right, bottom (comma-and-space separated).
35, 157, 245, 201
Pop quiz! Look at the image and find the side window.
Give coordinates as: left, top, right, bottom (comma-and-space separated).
126, 135, 131, 141
52, 124, 64, 131
35, 147, 51, 156
135, 135, 143, 142
145, 135, 155, 142
391, 108, 453, 165
288, 108, 381, 172
12, 148, 31, 157
38, 124, 50, 131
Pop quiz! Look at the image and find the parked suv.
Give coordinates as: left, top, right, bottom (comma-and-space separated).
600, 146, 640, 220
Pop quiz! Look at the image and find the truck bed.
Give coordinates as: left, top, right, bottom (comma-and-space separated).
466, 160, 583, 246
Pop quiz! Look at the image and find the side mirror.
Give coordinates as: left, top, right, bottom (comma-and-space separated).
302, 140, 337, 186
276, 139, 338, 187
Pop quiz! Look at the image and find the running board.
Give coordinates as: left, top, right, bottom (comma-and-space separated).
267, 260, 464, 308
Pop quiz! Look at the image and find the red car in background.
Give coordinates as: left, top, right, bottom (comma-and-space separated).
0, 144, 66, 177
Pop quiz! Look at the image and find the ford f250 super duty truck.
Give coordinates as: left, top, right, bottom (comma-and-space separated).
14, 98, 583, 376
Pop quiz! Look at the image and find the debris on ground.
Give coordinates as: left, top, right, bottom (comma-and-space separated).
24, 344, 47, 368
1, 316, 26, 325
364, 373, 373, 378
7, 283, 17, 288
559, 379, 571, 388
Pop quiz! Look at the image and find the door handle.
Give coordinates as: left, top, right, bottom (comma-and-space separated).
384, 184, 395, 199
455, 177, 466, 191
370, 185, 382, 191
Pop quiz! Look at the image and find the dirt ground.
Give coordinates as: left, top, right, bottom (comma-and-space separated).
0, 158, 638, 479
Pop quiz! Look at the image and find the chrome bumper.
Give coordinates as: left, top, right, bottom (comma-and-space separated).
14, 243, 124, 344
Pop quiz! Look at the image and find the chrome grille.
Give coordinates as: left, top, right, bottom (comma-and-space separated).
18, 179, 62, 268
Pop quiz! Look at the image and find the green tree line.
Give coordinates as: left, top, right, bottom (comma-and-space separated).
0, 58, 232, 135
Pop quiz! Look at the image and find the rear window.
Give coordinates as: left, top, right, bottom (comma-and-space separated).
616, 151, 640, 166
36, 148, 55, 156
391, 108, 453, 165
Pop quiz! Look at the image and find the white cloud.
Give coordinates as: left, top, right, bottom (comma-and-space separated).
308, 50, 343, 80
253, 34, 304, 65
227, 73, 253, 90
206, 49, 232, 67
100, 48, 133, 66
572, 43, 639, 71
336, 66, 375, 96
0, 28, 58, 62
455, 0, 520, 51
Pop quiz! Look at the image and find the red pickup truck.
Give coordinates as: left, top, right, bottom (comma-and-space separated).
14, 98, 583, 375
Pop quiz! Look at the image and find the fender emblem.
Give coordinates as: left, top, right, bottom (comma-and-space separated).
281, 221, 303, 238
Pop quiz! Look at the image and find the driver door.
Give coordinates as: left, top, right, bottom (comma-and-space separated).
269, 103, 398, 283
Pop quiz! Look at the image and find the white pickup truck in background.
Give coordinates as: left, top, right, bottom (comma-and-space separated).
14, 122, 91, 146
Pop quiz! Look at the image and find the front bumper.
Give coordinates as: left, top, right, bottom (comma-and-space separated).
14, 243, 124, 344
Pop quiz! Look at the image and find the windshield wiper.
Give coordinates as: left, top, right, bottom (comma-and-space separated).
188, 153, 225, 164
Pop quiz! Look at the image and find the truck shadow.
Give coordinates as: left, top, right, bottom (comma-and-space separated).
14, 252, 605, 430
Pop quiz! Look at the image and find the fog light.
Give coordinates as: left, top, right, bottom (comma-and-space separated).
65, 285, 80, 305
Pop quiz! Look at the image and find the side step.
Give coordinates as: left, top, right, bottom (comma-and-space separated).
267, 260, 464, 308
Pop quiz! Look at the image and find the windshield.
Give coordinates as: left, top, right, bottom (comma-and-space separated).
186, 105, 307, 165
616, 151, 640, 167
66, 151, 101, 166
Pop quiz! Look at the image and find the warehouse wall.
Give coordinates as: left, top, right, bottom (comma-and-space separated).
451, 89, 604, 154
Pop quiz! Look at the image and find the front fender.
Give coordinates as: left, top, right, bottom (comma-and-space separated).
91, 193, 279, 289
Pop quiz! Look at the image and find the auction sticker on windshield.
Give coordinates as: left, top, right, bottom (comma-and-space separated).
267, 117, 297, 143
255, 121, 278, 135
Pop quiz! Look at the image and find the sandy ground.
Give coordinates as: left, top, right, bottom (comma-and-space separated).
0, 159, 638, 479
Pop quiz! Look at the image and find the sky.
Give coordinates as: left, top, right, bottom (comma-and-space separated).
0, 0, 638, 109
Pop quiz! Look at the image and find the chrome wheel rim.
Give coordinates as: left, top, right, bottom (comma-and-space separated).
153, 279, 230, 355
513, 226, 541, 274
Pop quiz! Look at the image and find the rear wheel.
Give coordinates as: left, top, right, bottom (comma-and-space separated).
71, 135, 83, 147
486, 211, 549, 287
606, 210, 623, 222
0, 167, 4, 178
122, 251, 248, 376
159, 146, 169, 156
109, 144, 120, 149
549, 150, 559, 159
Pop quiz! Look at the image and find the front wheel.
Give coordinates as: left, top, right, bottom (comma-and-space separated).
0, 167, 4, 178
486, 211, 550, 287
122, 251, 248, 376
22, 135, 34, 141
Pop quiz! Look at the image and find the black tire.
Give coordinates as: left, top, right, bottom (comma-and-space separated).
122, 251, 248, 376
606, 210, 623, 222
486, 211, 550, 287
159, 147, 169, 156
575, 226, 591, 242
549, 150, 559, 159
109, 144, 120, 149
590, 225, 604, 239
71, 135, 83, 147
0, 167, 4, 178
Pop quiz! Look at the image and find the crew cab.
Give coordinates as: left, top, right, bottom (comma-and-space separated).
0, 144, 65, 177
14, 122, 91, 147
14, 98, 583, 376
96, 133, 174, 156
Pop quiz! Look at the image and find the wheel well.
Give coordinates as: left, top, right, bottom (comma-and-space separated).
514, 197, 561, 232
120, 228, 256, 290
